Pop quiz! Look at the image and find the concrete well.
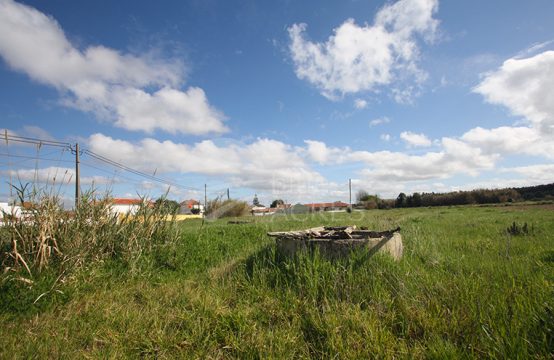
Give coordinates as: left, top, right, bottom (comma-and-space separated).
268, 226, 402, 260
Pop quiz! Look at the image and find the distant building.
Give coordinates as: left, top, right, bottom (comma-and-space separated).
179, 199, 204, 215
0, 202, 21, 220
304, 201, 349, 212
251, 205, 276, 216
110, 198, 147, 215
289, 203, 309, 214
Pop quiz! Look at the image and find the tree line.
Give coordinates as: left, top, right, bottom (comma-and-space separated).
356, 183, 554, 209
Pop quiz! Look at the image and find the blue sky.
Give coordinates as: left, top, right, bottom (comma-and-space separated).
1, 0, 553, 206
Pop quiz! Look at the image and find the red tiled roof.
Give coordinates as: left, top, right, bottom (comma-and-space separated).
252, 208, 276, 213
21, 201, 34, 209
112, 198, 143, 205
180, 199, 200, 208
276, 204, 292, 209
304, 201, 349, 208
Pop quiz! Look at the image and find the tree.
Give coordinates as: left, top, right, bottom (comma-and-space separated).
253, 194, 261, 207
395, 192, 407, 208
356, 190, 370, 203
270, 199, 284, 208
155, 198, 180, 213
412, 192, 422, 207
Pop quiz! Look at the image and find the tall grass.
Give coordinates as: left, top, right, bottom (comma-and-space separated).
0, 185, 180, 313
0, 205, 552, 358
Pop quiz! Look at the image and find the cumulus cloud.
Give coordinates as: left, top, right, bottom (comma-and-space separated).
467, 50, 554, 159
304, 137, 496, 181
0, 0, 227, 135
303, 140, 345, 165
3, 166, 112, 186
288, 0, 438, 99
461, 126, 554, 159
88, 133, 325, 193
500, 164, 554, 184
400, 131, 432, 147
82, 132, 536, 201
474, 51, 554, 135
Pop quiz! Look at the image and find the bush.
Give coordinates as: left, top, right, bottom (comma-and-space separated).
205, 199, 250, 219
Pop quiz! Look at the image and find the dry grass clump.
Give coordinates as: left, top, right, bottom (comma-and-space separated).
205, 198, 250, 219
0, 185, 179, 284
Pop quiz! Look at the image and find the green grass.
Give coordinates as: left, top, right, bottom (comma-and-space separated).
1, 205, 553, 358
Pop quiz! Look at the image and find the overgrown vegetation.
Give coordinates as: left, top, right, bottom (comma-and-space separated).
0, 185, 180, 314
206, 198, 250, 219
1, 202, 553, 358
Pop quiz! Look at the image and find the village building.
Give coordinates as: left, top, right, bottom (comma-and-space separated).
110, 198, 147, 215
304, 201, 349, 212
289, 203, 309, 214
179, 199, 204, 215
0, 202, 22, 221
251, 206, 276, 216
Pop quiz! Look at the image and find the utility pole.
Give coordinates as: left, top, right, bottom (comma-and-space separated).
204, 183, 207, 213
227, 188, 230, 200
349, 178, 352, 212
75, 142, 80, 209
5, 130, 12, 202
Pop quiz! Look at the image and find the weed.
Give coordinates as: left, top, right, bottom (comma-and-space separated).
506, 221, 530, 236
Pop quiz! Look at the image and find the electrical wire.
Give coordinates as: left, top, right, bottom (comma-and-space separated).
84, 150, 200, 191
0, 153, 74, 163
1, 131, 209, 195
80, 161, 153, 188
2, 132, 71, 148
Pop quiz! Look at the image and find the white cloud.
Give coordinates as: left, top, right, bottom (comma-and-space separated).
288, 0, 438, 99
303, 137, 497, 182
369, 117, 390, 127
304, 140, 344, 165
514, 40, 554, 59
0, 0, 227, 135
461, 126, 554, 159
380, 133, 391, 141
88, 134, 325, 193
3, 166, 113, 186
20, 126, 55, 141
79, 132, 546, 202
400, 131, 432, 147
467, 50, 554, 160
500, 164, 554, 184
474, 50, 554, 135
354, 99, 368, 109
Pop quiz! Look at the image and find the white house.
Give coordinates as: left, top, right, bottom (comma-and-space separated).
110, 198, 147, 215
179, 199, 204, 215
0, 202, 22, 221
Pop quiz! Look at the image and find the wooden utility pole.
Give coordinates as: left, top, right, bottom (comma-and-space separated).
75, 143, 80, 209
349, 178, 352, 212
5, 130, 12, 202
227, 188, 230, 200
204, 184, 207, 211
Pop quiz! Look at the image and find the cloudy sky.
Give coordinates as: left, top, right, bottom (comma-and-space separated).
1, 0, 553, 205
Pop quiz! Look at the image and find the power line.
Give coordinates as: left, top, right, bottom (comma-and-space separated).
2, 132, 71, 148
0, 153, 74, 164
1, 130, 201, 193
80, 161, 156, 189
84, 150, 200, 191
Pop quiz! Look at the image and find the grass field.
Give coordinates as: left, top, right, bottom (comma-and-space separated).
1, 204, 553, 358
